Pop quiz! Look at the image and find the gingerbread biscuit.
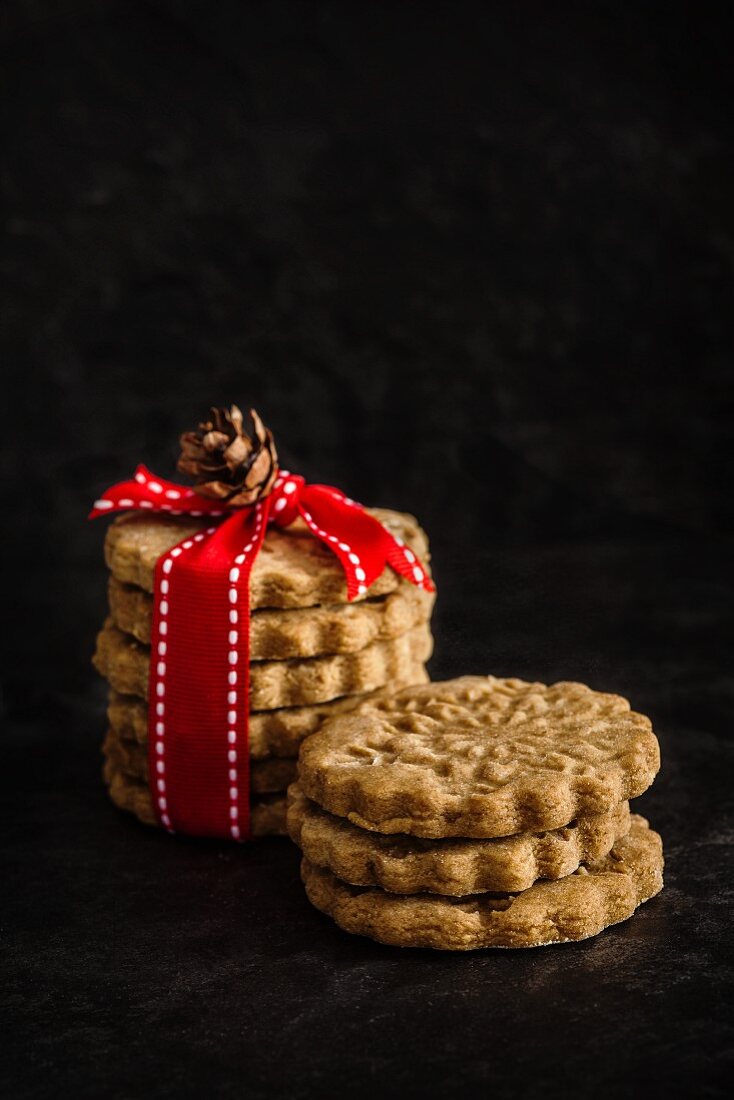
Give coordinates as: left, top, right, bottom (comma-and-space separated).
107, 669, 431, 759
94, 619, 433, 709
298, 676, 660, 838
108, 574, 435, 659
104, 509, 429, 606
301, 815, 663, 949
102, 756, 288, 835
102, 728, 297, 794
287, 784, 632, 895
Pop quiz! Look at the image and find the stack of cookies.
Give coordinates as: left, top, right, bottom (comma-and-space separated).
289, 676, 663, 948
93, 508, 435, 836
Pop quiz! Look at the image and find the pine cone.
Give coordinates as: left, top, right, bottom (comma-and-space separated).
178, 406, 279, 506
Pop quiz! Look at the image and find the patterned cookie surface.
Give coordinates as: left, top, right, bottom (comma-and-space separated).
298, 676, 660, 838
108, 574, 434, 659
107, 669, 430, 760
302, 815, 663, 949
105, 508, 429, 607
102, 728, 297, 794
94, 619, 433, 709
102, 757, 287, 836
287, 784, 631, 895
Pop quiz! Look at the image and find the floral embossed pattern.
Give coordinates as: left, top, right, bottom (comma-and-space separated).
298, 677, 660, 838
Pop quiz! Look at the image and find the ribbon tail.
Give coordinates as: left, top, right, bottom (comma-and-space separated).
384, 538, 436, 593
295, 484, 434, 600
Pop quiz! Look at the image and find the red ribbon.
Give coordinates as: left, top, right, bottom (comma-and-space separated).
91, 465, 433, 839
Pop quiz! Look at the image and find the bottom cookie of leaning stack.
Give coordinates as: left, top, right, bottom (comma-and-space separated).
288, 675, 664, 949
101, 722, 298, 836
104, 756, 291, 836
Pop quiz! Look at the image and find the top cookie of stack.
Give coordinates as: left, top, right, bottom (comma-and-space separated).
94, 508, 435, 835
289, 675, 663, 948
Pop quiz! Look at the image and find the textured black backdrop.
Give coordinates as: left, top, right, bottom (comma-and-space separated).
2, 0, 733, 701
2, 3, 733, 1098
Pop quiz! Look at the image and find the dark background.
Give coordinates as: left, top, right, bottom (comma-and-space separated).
2, 2, 732, 1097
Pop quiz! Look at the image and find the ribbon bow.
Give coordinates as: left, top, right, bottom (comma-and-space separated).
91, 463, 433, 839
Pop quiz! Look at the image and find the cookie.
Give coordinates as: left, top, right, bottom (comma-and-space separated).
287, 784, 632, 895
108, 574, 435, 659
94, 619, 433, 709
301, 815, 663, 949
102, 756, 288, 835
104, 508, 429, 607
107, 669, 430, 760
298, 676, 660, 838
102, 728, 297, 794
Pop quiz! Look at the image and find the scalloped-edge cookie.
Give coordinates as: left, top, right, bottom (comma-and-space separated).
287, 783, 632, 895
298, 676, 660, 838
108, 574, 435, 659
106, 668, 430, 760
102, 728, 297, 794
94, 619, 433, 710
301, 815, 663, 949
104, 508, 429, 607
102, 756, 287, 836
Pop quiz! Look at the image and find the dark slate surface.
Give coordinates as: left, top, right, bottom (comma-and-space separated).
2, 3, 732, 1097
